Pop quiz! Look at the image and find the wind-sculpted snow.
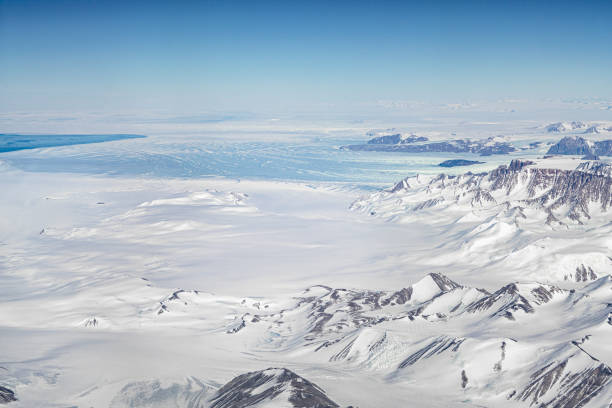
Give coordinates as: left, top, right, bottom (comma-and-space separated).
5, 268, 610, 407
110, 378, 212, 408
1, 151, 611, 407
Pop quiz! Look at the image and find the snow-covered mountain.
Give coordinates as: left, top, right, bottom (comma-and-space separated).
545, 121, 587, 132
350, 160, 612, 284
354, 159, 611, 224
226, 273, 612, 408
10, 269, 608, 408
547, 136, 612, 157
344, 135, 517, 155
209, 368, 340, 408
1, 147, 611, 407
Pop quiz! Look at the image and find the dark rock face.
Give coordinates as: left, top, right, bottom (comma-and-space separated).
429, 272, 463, 292
466, 283, 565, 320
345, 137, 516, 156
389, 159, 612, 223
595, 140, 612, 156
574, 265, 598, 282
156, 289, 202, 315
438, 159, 484, 167
547, 136, 612, 156
209, 368, 339, 408
515, 359, 612, 408
0, 386, 17, 404
461, 370, 468, 389
294, 273, 463, 341
584, 125, 600, 134
547, 136, 593, 155
577, 161, 612, 177
398, 337, 465, 368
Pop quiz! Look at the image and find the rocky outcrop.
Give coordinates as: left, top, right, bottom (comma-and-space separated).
379, 160, 612, 223
466, 283, 565, 320
0, 386, 16, 404
344, 137, 516, 156
547, 136, 612, 156
209, 368, 339, 408
514, 355, 612, 408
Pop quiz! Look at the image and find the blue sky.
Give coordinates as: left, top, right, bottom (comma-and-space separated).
1, 0, 611, 113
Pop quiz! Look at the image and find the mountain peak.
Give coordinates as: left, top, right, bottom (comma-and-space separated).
209, 368, 339, 408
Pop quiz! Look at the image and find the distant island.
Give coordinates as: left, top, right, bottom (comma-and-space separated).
438, 159, 484, 167
343, 133, 516, 156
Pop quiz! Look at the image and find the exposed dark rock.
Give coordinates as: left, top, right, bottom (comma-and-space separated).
387, 159, 612, 223
494, 341, 507, 372
547, 136, 612, 156
82, 316, 99, 327
547, 136, 593, 155
0, 386, 16, 404
209, 368, 339, 408
461, 370, 468, 389
466, 283, 565, 319
467, 283, 534, 318
227, 314, 249, 334
157, 289, 203, 315
438, 159, 484, 167
399, 337, 465, 368
574, 265, 598, 282
344, 137, 516, 156
576, 161, 612, 177
515, 358, 612, 408
584, 125, 600, 134
429, 273, 462, 292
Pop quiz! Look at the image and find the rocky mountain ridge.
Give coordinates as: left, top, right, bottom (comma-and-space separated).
344, 136, 517, 156
356, 159, 612, 224
547, 136, 612, 156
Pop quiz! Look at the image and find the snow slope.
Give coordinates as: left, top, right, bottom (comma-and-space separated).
1, 118, 612, 407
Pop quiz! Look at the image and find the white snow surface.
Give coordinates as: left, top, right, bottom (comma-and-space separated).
0, 117, 611, 407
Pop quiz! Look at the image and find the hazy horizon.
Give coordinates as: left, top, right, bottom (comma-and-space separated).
2, 0, 611, 114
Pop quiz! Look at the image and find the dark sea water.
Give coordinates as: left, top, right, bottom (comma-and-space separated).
0, 134, 145, 153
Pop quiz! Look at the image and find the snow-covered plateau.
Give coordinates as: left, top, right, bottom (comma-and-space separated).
0, 116, 611, 407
